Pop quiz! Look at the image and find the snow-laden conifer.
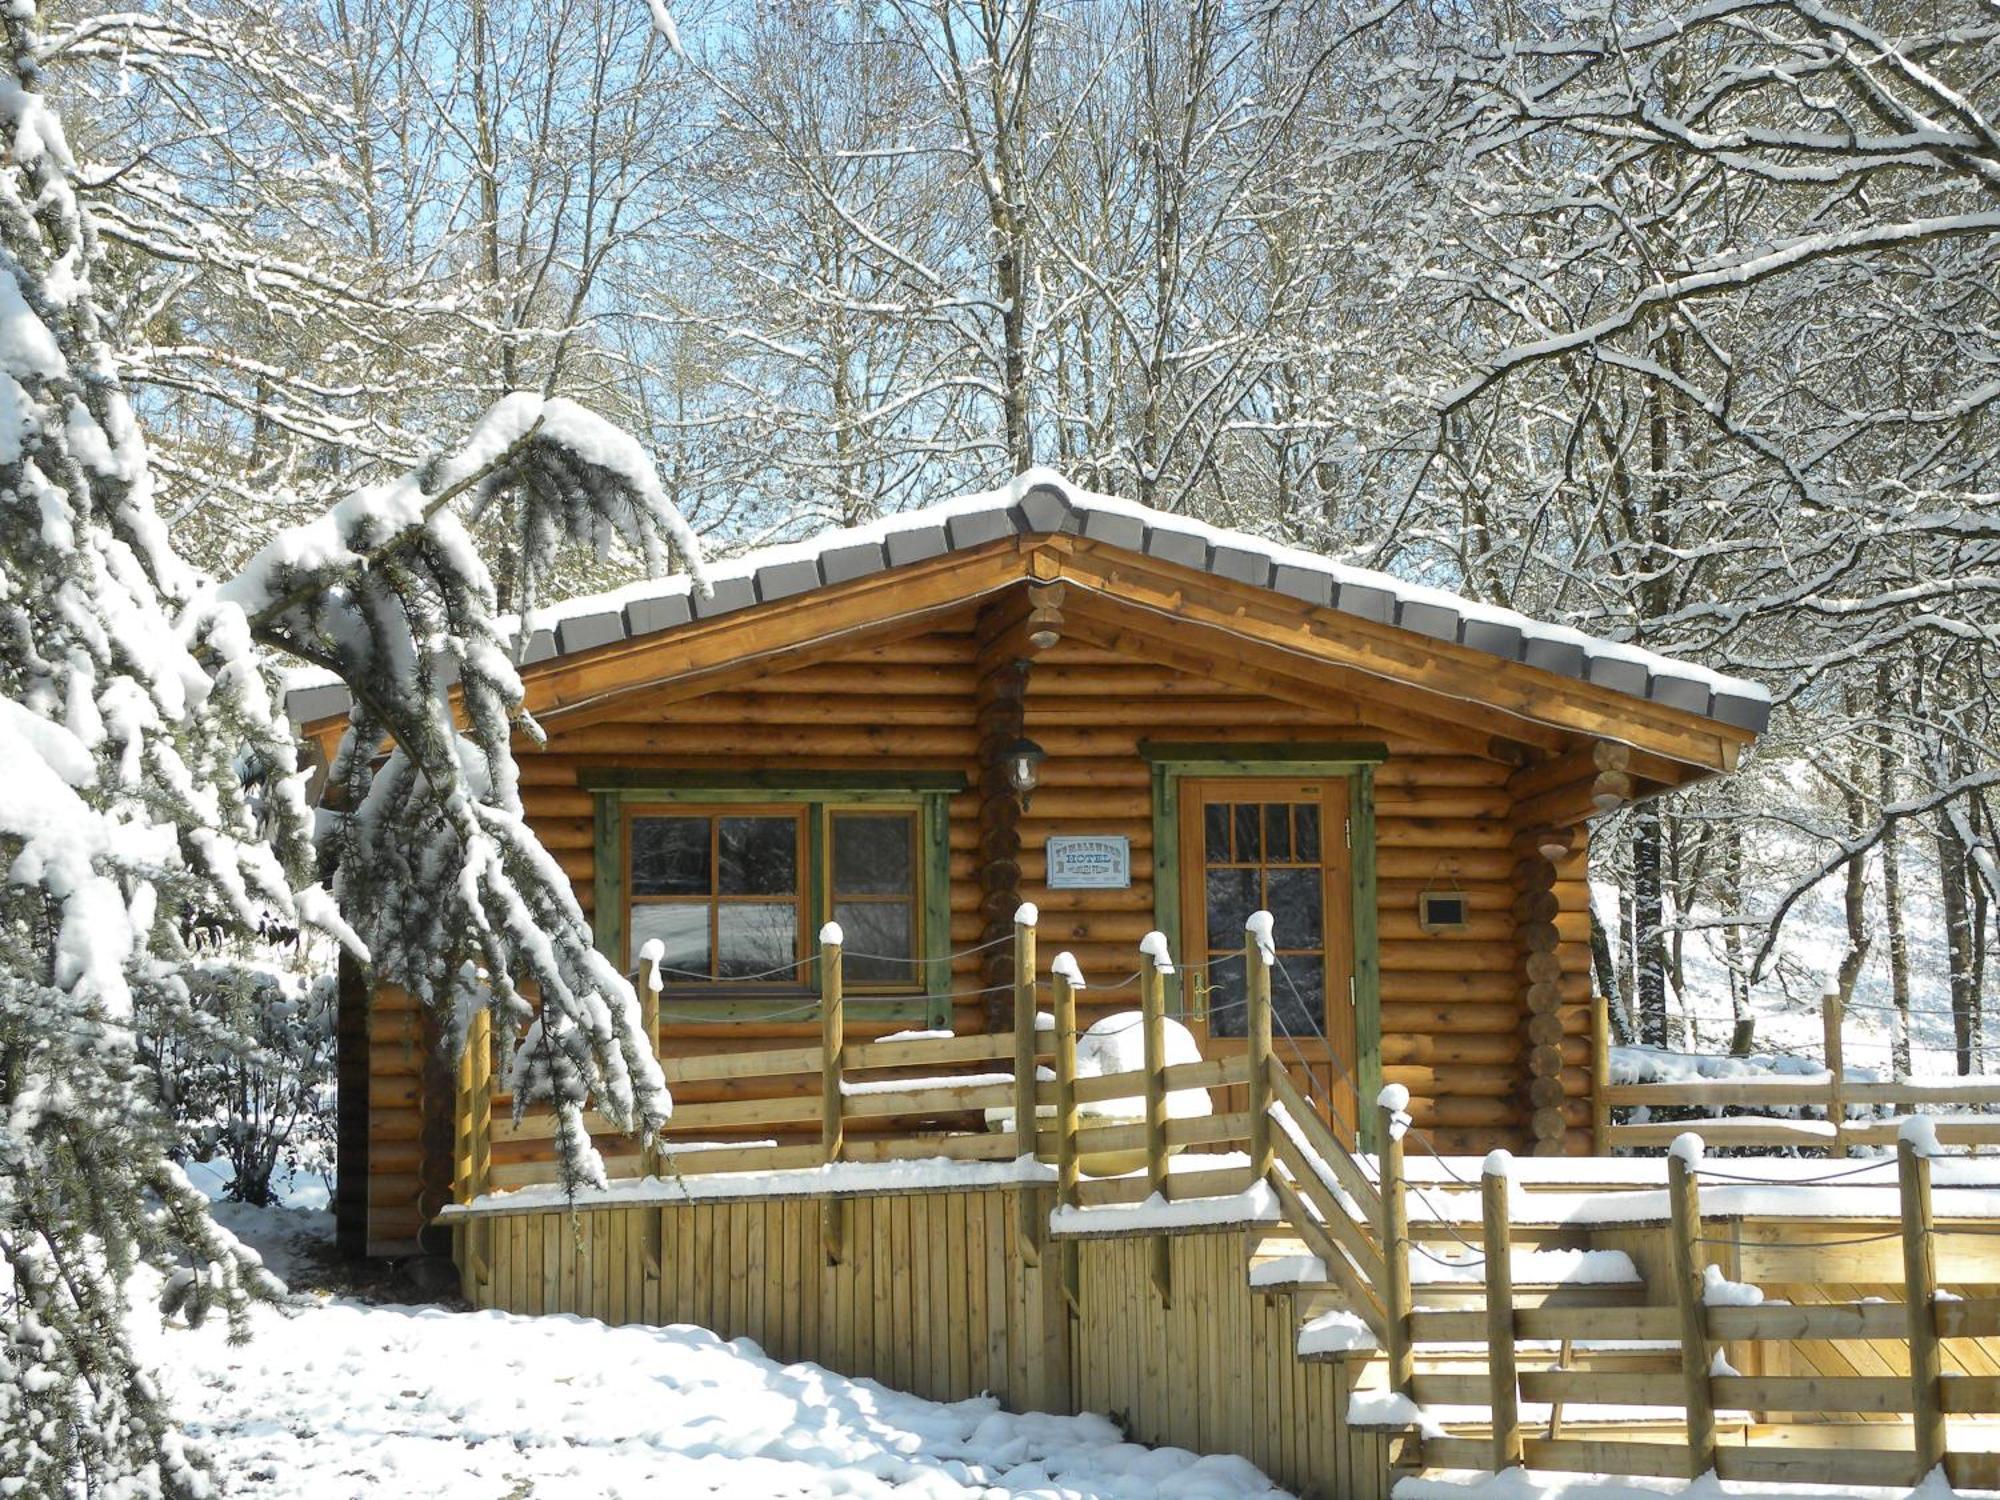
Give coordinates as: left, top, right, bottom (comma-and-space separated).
0, 2, 701, 1487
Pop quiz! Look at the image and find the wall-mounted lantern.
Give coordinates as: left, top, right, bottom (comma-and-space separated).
1004, 736, 1046, 798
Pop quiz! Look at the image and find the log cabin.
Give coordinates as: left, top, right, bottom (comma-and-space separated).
287, 470, 1767, 1262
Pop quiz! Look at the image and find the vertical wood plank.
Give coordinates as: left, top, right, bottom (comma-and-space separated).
1014, 917, 1042, 1267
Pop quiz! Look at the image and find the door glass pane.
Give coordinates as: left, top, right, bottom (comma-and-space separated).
835, 901, 913, 984
1264, 804, 1292, 863
630, 817, 709, 896
1204, 804, 1229, 863
1232, 804, 1261, 862
717, 902, 798, 978
718, 816, 796, 895
1295, 804, 1320, 863
832, 814, 912, 896
1266, 868, 1323, 948
1205, 867, 1259, 950
630, 903, 709, 980
1272, 954, 1325, 1036
1209, 971, 1247, 1039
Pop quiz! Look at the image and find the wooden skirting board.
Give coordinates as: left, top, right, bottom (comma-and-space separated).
454, 1180, 1402, 1500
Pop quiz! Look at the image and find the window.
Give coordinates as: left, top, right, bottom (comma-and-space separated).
1197, 795, 1330, 1039
628, 810, 806, 982
829, 812, 918, 985
623, 804, 921, 991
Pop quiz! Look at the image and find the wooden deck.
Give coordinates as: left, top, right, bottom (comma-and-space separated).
444, 921, 2000, 1496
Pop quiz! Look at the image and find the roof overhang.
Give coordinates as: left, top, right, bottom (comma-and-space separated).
293, 517, 1759, 791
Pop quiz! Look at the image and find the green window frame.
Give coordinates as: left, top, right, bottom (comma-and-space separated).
1141, 741, 1384, 1149
584, 770, 960, 1026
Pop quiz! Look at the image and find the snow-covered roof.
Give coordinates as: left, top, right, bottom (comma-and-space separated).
283, 467, 1771, 733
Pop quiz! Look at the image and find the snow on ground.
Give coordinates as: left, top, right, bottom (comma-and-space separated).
138, 1202, 1289, 1499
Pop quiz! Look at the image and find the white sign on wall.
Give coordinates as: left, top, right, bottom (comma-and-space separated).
1046, 835, 1131, 890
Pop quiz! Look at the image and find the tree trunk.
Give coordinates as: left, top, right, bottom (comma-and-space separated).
1633, 807, 1667, 1047
1877, 664, 1912, 1075
1722, 823, 1754, 1056
1938, 802, 1978, 1075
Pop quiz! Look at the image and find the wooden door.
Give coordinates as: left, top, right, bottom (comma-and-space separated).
1178, 776, 1359, 1140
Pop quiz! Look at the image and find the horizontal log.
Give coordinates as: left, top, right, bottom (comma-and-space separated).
542, 726, 979, 756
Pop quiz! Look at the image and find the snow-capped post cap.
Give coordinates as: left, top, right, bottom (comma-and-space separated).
1013, 901, 1039, 930
1483, 1148, 1515, 1181
1377, 1082, 1412, 1142
1051, 951, 1087, 990
638, 938, 665, 992
818, 921, 844, 948
1899, 1114, 1943, 1160
1246, 909, 1276, 965
1668, 1132, 1705, 1170
1139, 930, 1175, 975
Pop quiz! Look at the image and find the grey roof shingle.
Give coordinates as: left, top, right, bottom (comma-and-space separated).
284, 476, 1769, 739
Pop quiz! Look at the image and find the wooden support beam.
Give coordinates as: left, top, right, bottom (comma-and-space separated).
1053, 954, 1082, 1315
1667, 1150, 1717, 1479
1507, 741, 1631, 803
1483, 1158, 1522, 1471
1245, 924, 1274, 1182
1141, 939, 1172, 1307
1014, 916, 1041, 1269
1378, 1099, 1416, 1404
820, 936, 845, 1264
1902, 1134, 1946, 1473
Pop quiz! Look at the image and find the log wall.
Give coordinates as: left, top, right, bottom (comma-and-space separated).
359, 613, 1607, 1247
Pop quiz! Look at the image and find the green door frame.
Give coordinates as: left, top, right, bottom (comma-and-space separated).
1140, 742, 1385, 1150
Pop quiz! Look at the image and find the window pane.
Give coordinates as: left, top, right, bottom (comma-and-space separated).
1205, 867, 1259, 951
832, 814, 913, 896
836, 900, 914, 985
1296, 804, 1320, 863
718, 816, 796, 895
630, 903, 709, 981
1266, 867, 1323, 949
1272, 954, 1325, 1037
717, 901, 798, 978
1264, 804, 1292, 863
630, 817, 709, 896
1204, 804, 1229, 863
1232, 804, 1261, 862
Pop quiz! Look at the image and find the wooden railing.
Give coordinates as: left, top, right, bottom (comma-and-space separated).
1408, 1129, 2000, 1490
455, 913, 1314, 1213
1594, 989, 2000, 1153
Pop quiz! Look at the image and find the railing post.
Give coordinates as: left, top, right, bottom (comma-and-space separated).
1246, 914, 1275, 1183
1482, 1151, 1521, 1470
1667, 1135, 1717, 1479
1822, 988, 1847, 1158
1141, 933, 1173, 1306
820, 924, 845, 1263
1013, 906, 1041, 1267
1376, 1087, 1414, 1406
640, 943, 663, 1177
1591, 990, 1613, 1153
1900, 1124, 1946, 1476
454, 1003, 493, 1291
1053, 952, 1083, 1314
